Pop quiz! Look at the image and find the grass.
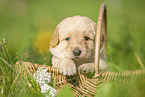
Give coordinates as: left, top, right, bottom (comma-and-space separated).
0, 0, 145, 96
0, 40, 41, 97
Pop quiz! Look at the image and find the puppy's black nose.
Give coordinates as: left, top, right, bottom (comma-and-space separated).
73, 49, 82, 56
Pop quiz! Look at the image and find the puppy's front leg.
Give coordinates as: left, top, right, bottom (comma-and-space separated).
78, 63, 95, 73
78, 59, 108, 73
52, 56, 76, 76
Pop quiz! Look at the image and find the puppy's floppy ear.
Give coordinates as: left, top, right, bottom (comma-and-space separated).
50, 28, 59, 48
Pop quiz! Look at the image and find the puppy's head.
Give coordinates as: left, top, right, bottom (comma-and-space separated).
50, 16, 96, 62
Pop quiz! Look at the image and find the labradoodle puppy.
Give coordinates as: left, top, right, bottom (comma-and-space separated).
50, 16, 108, 76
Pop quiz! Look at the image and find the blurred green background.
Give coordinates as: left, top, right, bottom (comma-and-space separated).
0, 0, 145, 71
0, 0, 145, 97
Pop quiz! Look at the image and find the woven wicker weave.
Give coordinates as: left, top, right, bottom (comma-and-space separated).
16, 4, 145, 97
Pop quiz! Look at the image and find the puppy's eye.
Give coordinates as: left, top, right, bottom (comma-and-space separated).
84, 36, 89, 40
65, 37, 70, 41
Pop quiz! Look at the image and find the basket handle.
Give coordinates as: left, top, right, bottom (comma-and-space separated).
94, 4, 107, 75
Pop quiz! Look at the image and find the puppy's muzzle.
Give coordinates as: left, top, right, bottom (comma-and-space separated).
73, 49, 82, 56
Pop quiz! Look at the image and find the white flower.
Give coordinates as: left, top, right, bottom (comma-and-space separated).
33, 67, 57, 97
49, 88, 57, 97
33, 67, 51, 84
40, 84, 57, 97
40, 84, 51, 93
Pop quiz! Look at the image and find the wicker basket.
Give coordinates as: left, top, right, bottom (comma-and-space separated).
16, 4, 145, 97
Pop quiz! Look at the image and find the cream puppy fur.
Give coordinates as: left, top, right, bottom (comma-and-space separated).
49, 16, 108, 76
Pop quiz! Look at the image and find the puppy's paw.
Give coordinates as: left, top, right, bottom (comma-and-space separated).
78, 63, 95, 73
59, 59, 76, 76
99, 59, 109, 71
